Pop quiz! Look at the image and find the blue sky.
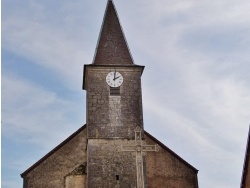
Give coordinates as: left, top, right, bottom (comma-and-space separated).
2, 0, 250, 187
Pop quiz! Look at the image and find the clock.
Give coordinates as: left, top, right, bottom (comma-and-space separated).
106, 71, 123, 87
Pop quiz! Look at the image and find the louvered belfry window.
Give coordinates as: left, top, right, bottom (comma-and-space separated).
110, 87, 120, 96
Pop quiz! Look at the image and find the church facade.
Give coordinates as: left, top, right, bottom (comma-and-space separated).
21, 1, 199, 187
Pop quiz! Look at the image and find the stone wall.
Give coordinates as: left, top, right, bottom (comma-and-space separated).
145, 134, 198, 188
65, 175, 86, 188
85, 65, 144, 139
87, 132, 198, 188
22, 128, 87, 188
87, 139, 138, 188
22, 126, 198, 188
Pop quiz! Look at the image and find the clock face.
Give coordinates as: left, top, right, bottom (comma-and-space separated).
106, 71, 123, 87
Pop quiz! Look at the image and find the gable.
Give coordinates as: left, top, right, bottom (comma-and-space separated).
145, 131, 198, 188
21, 125, 87, 188
145, 131, 198, 172
21, 125, 198, 188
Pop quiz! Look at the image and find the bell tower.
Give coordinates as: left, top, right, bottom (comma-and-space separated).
83, 0, 145, 187
83, 0, 144, 139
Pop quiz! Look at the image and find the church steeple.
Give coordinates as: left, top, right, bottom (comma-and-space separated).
83, 0, 144, 140
92, 0, 134, 65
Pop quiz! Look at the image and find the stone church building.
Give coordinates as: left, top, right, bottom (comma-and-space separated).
21, 1, 199, 187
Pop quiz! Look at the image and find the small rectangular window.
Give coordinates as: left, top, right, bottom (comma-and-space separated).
110, 87, 120, 96
116, 175, 119, 181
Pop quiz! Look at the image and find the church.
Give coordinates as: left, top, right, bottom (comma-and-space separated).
21, 1, 199, 187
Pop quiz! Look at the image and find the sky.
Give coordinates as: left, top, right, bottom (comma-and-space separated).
1, 0, 250, 187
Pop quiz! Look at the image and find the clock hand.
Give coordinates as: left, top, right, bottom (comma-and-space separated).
114, 76, 121, 80
113, 70, 116, 80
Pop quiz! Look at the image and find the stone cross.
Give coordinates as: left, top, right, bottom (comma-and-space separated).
121, 126, 159, 188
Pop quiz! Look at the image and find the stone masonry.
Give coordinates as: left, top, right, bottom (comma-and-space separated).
85, 66, 144, 139
22, 126, 87, 188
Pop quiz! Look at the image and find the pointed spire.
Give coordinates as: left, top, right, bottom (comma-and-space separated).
92, 0, 134, 65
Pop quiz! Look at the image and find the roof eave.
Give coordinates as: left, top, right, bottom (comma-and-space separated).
21, 124, 87, 178
144, 130, 199, 173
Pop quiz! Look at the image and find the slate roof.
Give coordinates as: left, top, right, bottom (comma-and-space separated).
92, 0, 134, 65
21, 124, 198, 177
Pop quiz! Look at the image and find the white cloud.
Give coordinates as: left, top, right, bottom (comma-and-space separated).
2, 17, 88, 89
1, 73, 83, 151
2, 0, 250, 188
1, 0, 105, 90
142, 55, 250, 187
118, 1, 250, 187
